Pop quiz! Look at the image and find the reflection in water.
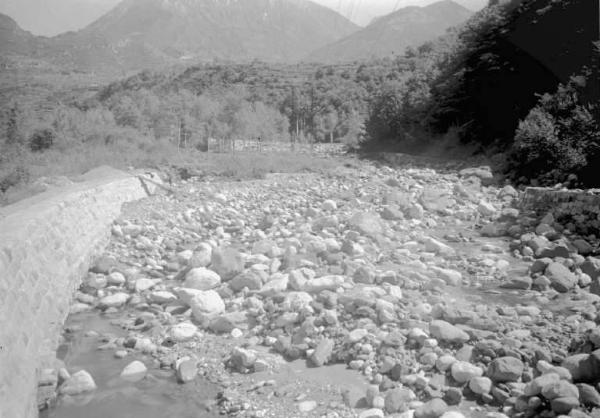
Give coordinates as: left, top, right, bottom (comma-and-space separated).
42, 312, 219, 418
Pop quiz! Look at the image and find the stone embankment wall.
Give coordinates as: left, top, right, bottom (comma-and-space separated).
207, 138, 346, 154
520, 187, 600, 234
0, 167, 159, 418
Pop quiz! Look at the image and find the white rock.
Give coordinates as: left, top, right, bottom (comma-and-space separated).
303, 275, 345, 293
184, 267, 221, 290
423, 237, 455, 256
478, 200, 496, 216
322, 199, 337, 211
188, 290, 225, 319
99, 292, 129, 308
441, 412, 466, 418
170, 322, 198, 342
59, 370, 96, 395
451, 361, 483, 383
429, 266, 462, 286
149, 291, 177, 304
469, 376, 492, 394
359, 408, 385, 418
107, 272, 126, 285
120, 360, 147, 382
135, 278, 156, 292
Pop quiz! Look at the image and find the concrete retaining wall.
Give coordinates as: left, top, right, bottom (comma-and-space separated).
0, 166, 159, 418
520, 187, 600, 235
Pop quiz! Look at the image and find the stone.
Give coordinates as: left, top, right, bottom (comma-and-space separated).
581, 257, 600, 280
184, 267, 221, 290
487, 357, 524, 382
550, 396, 579, 414
440, 413, 466, 418
524, 373, 561, 396
59, 370, 96, 395
501, 276, 532, 290
120, 360, 147, 382
359, 408, 384, 418
297, 400, 317, 412
451, 361, 483, 383
423, 237, 455, 256
578, 383, 600, 407
469, 376, 493, 394
176, 358, 198, 383
210, 247, 244, 280
187, 290, 225, 320
429, 267, 462, 286
99, 292, 129, 308
478, 201, 496, 216
230, 347, 257, 371
573, 239, 593, 255
230, 269, 264, 292
545, 262, 577, 293
384, 387, 415, 413
170, 322, 198, 342
429, 320, 470, 344
541, 380, 579, 400
135, 278, 156, 292
310, 338, 334, 367
348, 212, 385, 238
562, 353, 598, 382
107, 272, 126, 285
414, 398, 448, 418
149, 291, 176, 304
191, 243, 213, 267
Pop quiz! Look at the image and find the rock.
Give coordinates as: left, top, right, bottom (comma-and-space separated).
59, 370, 96, 395
423, 237, 455, 256
343, 387, 367, 408
230, 347, 257, 371
524, 373, 560, 396
149, 291, 177, 304
209, 311, 248, 333
176, 358, 198, 383
135, 278, 156, 292
487, 357, 524, 383
99, 292, 129, 308
541, 380, 579, 399
550, 396, 579, 414
459, 167, 494, 185
297, 400, 317, 412
562, 353, 598, 382
440, 413, 466, 418
414, 398, 448, 418
469, 376, 493, 394
359, 408, 385, 418
578, 383, 600, 407
451, 361, 483, 383
581, 257, 600, 280
429, 267, 462, 286
184, 267, 221, 290
310, 338, 334, 367
170, 322, 198, 342
120, 361, 147, 382
322, 199, 337, 211
210, 247, 244, 280
384, 387, 415, 413
407, 203, 424, 220
191, 243, 212, 267
348, 212, 385, 238
187, 290, 225, 320
429, 320, 470, 344
545, 262, 577, 293
573, 239, 593, 255
107, 272, 126, 285
303, 275, 345, 293
382, 206, 404, 221
90, 255, 116, 274
230, 269, 264, 292
478, 201, 496, 216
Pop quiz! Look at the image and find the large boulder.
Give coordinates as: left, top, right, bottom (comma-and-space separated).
487, 357, 524, 383
348, 212, 385, 238
545, 262, 577, 293
211, 247, 244, 280
184, 267, 221, 290
429, 320, 470, 344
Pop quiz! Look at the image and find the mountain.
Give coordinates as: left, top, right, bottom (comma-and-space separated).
0, 0, 119, 37
306, 0, 473, 63
0, 13, 47, 56
0, 0, 359, 74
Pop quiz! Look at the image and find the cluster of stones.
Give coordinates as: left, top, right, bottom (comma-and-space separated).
43, 161, 600, 418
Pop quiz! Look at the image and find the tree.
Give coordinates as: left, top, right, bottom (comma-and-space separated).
29, 128, 55, 152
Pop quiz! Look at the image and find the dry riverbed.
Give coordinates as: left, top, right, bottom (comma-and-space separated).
40, 155, 600, 418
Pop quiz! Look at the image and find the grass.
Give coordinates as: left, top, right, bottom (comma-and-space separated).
0, 140, 343, 206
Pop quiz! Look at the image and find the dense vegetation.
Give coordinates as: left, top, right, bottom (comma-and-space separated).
1, 0, 599, 198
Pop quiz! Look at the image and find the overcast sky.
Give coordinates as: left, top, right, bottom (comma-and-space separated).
0, 0, 487, 36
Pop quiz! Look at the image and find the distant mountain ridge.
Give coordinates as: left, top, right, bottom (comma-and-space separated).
307, 0, 473, 63
0, 0, 359, 74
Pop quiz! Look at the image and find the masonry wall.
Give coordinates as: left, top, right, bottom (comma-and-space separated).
520, 187, 600, 235
0, 167, 158, 418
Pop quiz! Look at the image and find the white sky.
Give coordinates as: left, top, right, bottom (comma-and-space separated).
0, 0, 487, 36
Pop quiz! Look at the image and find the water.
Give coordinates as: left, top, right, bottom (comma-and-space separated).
42, 312, 220, 418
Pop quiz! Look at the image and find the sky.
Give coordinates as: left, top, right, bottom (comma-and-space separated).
0, 0, 487, 36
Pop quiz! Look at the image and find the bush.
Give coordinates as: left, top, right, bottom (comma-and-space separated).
509, 74, 600, 185
29, 128, 55, 152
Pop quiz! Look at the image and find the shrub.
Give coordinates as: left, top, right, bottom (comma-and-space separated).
29, 128, 55, 152
509, 74, 600, 185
